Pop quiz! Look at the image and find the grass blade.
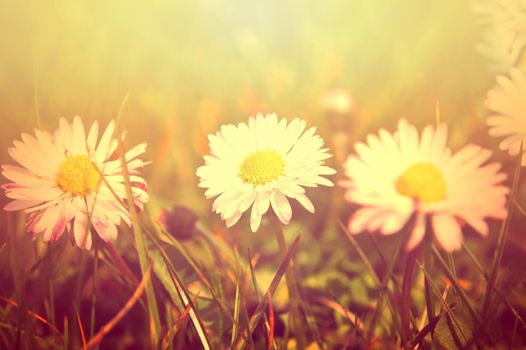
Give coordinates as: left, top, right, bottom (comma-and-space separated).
274, 226, 307, 348
338, 221, 381, 285
0, 296, 63, 339
482, 144, 522, 320
423, 239, 435, 329
102, 242, 139, 286
196, 223, 240, 266
417, 262, 469, 345
431, 245, 492, 342
294, 282, 323, 347
144, 227, 212, 350
162, 292, 201, 349
401, 246, 421, 348
234, 233, 302, 350
338, 220, 403, 339
247, 252, 272, 349
461, 244, 486, 278
318, 294, 364, 330
274, 225, 322, 348
462, 244, 526, 332
165, 303, 175, 350
86, 263, 152, 349
151, 220, 235, 322
267, 293, 275, 350
76, 311, 87, 350
89, 245, 99, 339
368, 233, 418, 331
63, 317, 68, 350
230, 260, 242, 347
117, 129, 161, 347
410, 312, 443, 348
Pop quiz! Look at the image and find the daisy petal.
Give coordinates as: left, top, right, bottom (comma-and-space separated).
432, 214, 463, 252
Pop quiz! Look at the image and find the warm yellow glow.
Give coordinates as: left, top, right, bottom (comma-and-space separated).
56, 155, 101, 195
395, 162, 446, 203
239, 150, 284, 185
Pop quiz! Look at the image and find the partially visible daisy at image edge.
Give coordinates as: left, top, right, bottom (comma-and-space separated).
1, 116, 149, 249
196, 113, 336, 232
485, 67, 526, 164
341, 119, 508, 252
472, 0, 526, 71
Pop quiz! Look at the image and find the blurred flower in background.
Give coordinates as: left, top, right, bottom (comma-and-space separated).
158, 205, 198, 241
323, 88, 356, 117
1, 117, 149, 249
323, 88, 358, 164
341, 119, 508, 251
485, 67, 526, 164
196, 113, 335, 231
473, 0, 526, 72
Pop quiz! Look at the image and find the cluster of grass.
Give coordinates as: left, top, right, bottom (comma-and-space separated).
1, 118, 526, 348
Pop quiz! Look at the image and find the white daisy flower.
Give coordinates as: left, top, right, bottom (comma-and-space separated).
473, 0, 526, 71
2, 116, 149, 249
196, 113, 336, 232
341, 119, 508, 252
486, 67, 526, 164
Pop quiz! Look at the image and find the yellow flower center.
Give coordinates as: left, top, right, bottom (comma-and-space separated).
395, 162, 446, 203
56, 155, 101, 196
239, 150, 285, 185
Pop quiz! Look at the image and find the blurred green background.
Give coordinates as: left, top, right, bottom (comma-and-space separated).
0, 0, 495, 218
